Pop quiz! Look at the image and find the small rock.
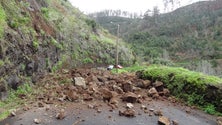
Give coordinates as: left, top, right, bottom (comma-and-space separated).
56, 109, 65, 120
100, 88, 113, 101
38, 102, 44, 107
159, 88, 170, 96
126, 103, 134, 109
113, 85, 124, 94
148, 87, 159, 98
172, 120, 179, 125
109, 97, 119, 105
66, 90, 79, 101
158, 116, 170, 125
217, 117, 222, 125
45, 105, 50, 111
143, 80, 151, 88
97, 109, 102, 113
122, 92, 138, 103
119, 109, 136, 117
141, 105, 147, 110
154, 110, 163, 116
34, 118, 41, 124
122, 81, 133, 92
137, 80, 151, 88
149, 108, 154, 112
73, 77, 86, 89
185, 107, 191, 114
153, 81, 164, 88
10, 111, 16, 116
88, 104, 94, 109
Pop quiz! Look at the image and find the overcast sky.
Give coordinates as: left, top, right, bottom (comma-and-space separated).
68, 0, 202, 14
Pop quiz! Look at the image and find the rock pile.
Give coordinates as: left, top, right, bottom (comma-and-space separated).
33, 68, 174, 123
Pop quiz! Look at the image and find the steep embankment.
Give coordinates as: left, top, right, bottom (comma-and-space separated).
0, 0, 134, 93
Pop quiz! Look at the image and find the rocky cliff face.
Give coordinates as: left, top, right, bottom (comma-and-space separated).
0, 0, 134, 94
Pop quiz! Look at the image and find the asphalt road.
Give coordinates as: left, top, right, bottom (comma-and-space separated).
0, 100, 217, 125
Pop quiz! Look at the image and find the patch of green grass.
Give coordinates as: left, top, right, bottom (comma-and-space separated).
204, 104, 216, 115
51, 38, 63, 50
32, 40, 39, 49
83, 57, 94, 64
0, 5, 6, 38
0, 110, 10, 120
0, 83, 33, 120
0, 60, 4, 67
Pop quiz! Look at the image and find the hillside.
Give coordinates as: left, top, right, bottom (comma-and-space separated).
0, 0, 134, 92
91, 0, 222, 76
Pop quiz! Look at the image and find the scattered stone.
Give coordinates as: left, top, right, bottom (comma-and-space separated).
126, 103, 134, 109
88, 104, 94, 109
10, 111, 16, 116
119, 109, 136, 117
73, 77, 86, 89
159, 88, 170, 96
122, 92, 138, 103
66, 91, 79, 101
56, 109, 65, 120
149, 108, 154, 112
83, 94, 93, 101
172, 120, 179, 125
143, 80, 151, 88
153, 81, 164, 88
122, 81, 133, 92
34, 118, 41, 124
100, 88, 113, 101
217, 117, 222, 125
158, 116, 170, 125
109, 97, 119, 105
148, 87, 159, 98
113, 85, 124, 94
97, 109, 102, 113
38, 102, 44, 107
45, 105, 50, 111
185, 107, 191, 114
154, 110, 163, 116
141, 105, 147, 110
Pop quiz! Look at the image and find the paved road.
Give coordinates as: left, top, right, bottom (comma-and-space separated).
0, 100, 217, 125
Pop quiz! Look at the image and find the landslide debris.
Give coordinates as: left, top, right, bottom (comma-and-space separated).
29, 68, 174, 120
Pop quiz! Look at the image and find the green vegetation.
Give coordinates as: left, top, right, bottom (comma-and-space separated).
0, 4, 6, 38
32, 40, 39, 49
0, 83, 33, 120
140, 65, 222, 113
0, 60, 4, 67
83, 57, 94, 64
50, 38, 63, 50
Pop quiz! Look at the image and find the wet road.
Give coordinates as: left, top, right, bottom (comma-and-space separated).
0, 100, 217, 125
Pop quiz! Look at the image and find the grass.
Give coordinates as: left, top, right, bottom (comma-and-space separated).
0, 4, 6, 38
0, 83, 33, 120
140, 65, 222, 114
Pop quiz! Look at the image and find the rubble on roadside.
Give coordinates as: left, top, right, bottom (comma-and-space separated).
26, 68, 178, 122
